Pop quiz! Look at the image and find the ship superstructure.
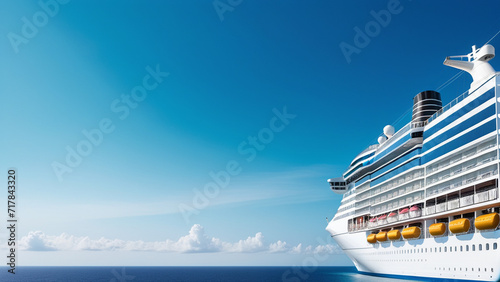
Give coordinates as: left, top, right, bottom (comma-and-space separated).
326, 44, 500, 281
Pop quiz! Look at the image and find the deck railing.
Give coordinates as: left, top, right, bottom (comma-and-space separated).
426, 187, 498, 215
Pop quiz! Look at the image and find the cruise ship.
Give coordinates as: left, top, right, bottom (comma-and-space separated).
326, 44, 500, 281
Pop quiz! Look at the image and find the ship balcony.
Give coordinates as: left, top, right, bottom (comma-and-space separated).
425, 179, 498, 216
425, 138, 496, 176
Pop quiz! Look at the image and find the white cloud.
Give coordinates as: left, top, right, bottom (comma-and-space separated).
268, 240, 288, 253
16, 224, 342, 255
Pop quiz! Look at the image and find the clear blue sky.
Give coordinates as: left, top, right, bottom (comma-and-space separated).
0, 0, 499, 267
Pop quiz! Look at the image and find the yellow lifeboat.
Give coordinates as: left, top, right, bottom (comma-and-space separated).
376, 231, 388, 242
449, 218, 470, 234
387, 229, 401, 240
429, 223, 446, 236
402, 226, 421, 239
475, 213, 500, 230
367, 233, 377, 244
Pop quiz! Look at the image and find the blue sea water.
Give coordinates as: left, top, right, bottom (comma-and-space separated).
0, 266, 440, 282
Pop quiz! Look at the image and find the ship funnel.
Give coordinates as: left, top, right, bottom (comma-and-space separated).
443, 44, 496, 90
412, 90, 442, 123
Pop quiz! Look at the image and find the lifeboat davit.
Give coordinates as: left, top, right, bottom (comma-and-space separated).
429, 223, 446, 236
449, 218, 470, 234
475, 213, 500, 230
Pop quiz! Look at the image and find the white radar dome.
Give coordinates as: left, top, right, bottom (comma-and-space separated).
378, 136, 387, 144
383, 125, 395, 138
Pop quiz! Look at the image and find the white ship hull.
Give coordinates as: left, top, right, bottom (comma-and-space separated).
326, 45, 500, 281
330, 218, 500, 281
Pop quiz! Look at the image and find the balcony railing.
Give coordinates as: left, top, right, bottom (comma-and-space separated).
426, 187, 498, 216
426, 141, 496, 174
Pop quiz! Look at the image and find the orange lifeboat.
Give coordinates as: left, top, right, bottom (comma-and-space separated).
387, 229, 401, 240
429, 223, 446, 236
376, 231, 388, 242
475, 213, 499, 230
367, 233, 377, 243
402, 226, 421, 239
449, 218, 470, 234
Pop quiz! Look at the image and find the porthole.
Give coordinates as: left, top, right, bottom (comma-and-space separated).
486, 243, 490, 250
494, 243, 498, 250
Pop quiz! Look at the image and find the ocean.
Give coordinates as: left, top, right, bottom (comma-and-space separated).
0, 266, 436, 281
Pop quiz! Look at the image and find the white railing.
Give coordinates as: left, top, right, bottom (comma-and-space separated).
426, 140, 496, 174
436, 202, 447, 213
447, 198, 460, 210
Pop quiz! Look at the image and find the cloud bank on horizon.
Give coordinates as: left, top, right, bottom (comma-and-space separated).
15, 224, 341, 255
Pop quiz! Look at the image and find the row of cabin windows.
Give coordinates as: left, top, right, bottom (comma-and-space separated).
386, 242, 497, 255
435, 266, 494, 273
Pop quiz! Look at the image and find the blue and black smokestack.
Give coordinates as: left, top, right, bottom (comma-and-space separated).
412, 90, 442, 123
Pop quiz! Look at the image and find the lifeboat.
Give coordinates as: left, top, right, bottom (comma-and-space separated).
409, 206, 422, 218
402, 226, 421, 239
376, 231, 388, 242
387, 229, 401, 240
387, 212, 398, 223
429, 222, 446, 236
449, 218, 470, 234
399, 208, 410, 220
378, 214, 388, 225
367, 233, 377, 243
475, 213, 500, 230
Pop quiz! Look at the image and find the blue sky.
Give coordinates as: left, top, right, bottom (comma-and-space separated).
0, 0, 499, 268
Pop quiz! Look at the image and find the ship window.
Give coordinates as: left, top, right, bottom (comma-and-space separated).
486, 243, 490, 250
472, 244, 476, 251
439, 247, 441, 252
455, 246, 457, 252
494, 243, 498, 250
466, 245, 469, 251
460, 246, 463, 252
444, 246, 447, 252
479, 244, 482, 251
492, 268, 494, 272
